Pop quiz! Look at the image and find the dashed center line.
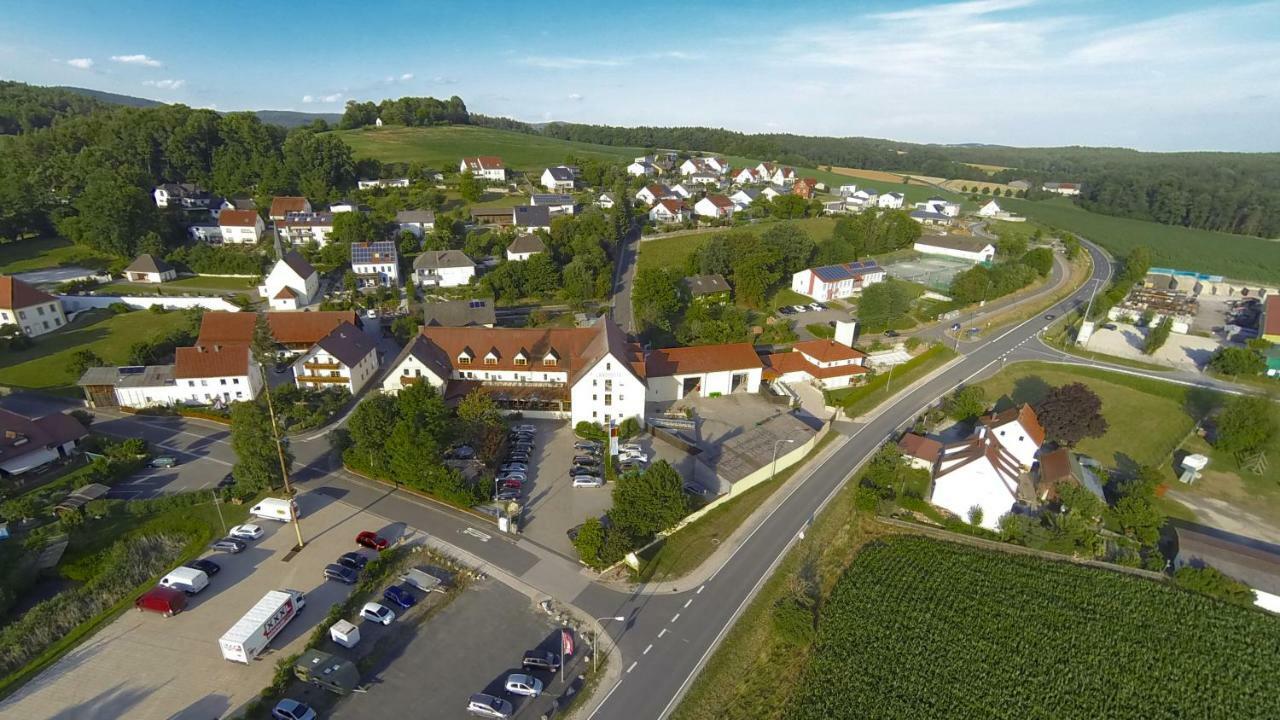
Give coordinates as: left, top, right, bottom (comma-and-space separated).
670, 613, 680, 623
643, 644, 653, 655
626, 661, 638, 673
683, 598, 692, 609
696, 585, 705, 594
658, 628, 668, 638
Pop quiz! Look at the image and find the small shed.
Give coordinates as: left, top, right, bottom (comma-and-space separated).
293, 649, 360, 695
329, 619, 360, 648
55, 483, 110, 514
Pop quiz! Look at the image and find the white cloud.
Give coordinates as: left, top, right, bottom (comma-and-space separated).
302, 93, 344, 104
871, 0, 1037, 22
143, 79, 185, 90
520, 55, 624, 69
400, 73, 414, 81
66, 58, 94, 70
433, 76, 458, 84
568, 93, 584, 101
111, 53, 162, 67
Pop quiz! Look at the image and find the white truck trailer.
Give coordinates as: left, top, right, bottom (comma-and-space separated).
219, 589, 306, 663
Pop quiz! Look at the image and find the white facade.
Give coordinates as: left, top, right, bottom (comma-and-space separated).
729, 190, 758, 209
417, 263, 474, 288
694, 197, 734, 219
671, 184, 694, 199
1043, 183, 1081, 196
733, 169, 759, 184
188, 224, 223, 243
540, 167, 575, 192
174, 369, 264, 405
259, 259, 318, 311
0, 298, 66, 337
568, 355, 646, 428
649, 201, 690, 224
125, 268, 176, 284
644, 367, 761, 403
595, 193, 616, 209
292, 343, 378, 395
357, 178, 410, 189
790, 265, 886, 302
877, 192, 905, 209
913, 240, 995, 263
979, 422, 1039, 469
219, 217, 264, 244
627, 161, 655, 177
278, 217, 335, 247
460, 158, 507, 182
977, 200, 1002, 217
930, 453, 1017, 531
771, 168, 796, 186
916, 198, 961, 217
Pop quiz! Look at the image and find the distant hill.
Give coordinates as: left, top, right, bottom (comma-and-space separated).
53, 86, 162, 108
55, 86, 339, 128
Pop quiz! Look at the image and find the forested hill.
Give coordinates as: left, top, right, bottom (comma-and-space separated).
488, 119, 1280, 238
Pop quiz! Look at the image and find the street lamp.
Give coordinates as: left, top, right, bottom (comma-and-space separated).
593, 616, 626, 675
771, 438, 797, 481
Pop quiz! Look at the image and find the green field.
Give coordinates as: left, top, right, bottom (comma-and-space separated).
638, 217, 839, 273
1001, 197, 1280, 284
792, 536, 1280, 720
104, 275, 258, 296
331, 125, 641, 171
0, 309, 192, 391
0, 237, 113, 274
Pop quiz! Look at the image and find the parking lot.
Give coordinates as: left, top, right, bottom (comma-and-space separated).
0, 491, 417, 720
332, 579, 581, 720
781, 304, 858, 341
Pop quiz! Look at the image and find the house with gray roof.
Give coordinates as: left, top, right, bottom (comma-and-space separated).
423, 298, 496, 328
506, 234, 547, 262
124, 254, 176, 284
413, 250, 476, 288
292, 321, 378, 395
396, 210, 436, 238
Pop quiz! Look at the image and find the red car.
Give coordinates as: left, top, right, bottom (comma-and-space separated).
502, 479, 523, 490
356, 531, 389, 551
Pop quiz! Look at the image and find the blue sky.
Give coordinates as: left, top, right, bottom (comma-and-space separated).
2, 0, 1278, 151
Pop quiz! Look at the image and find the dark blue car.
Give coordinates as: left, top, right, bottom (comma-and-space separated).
383, 584, 417, 609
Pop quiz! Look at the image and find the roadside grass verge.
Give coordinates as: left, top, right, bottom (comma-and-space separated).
634, 433, 841, 584
972, 249, 1092, 335
826, 345, 958, 418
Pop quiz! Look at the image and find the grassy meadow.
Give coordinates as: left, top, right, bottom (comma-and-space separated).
331, 125, 639, 171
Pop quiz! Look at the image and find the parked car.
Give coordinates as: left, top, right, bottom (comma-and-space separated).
324, 563, 359, 585
211, 538, 246, 554
619, 461, 644, 474
501, 479, 523, 490
218, 473, 237, 489
619, 442, 643, 452
500, 471, 527, 481
504, 673, 543, 698
467, 693, 513, 718
360, 602, 396, 626
572, 454, 598, 465
229, 524, 264, 541
516, 424, 537, 434
445, 445, 475, 460
522, 650, 561, 673
505, 453, 530, 464
383, 584, 417, 609
148, 456, 178, 468
500, 463, 528, 474
572, 476, 604, 488
573, 440, 601, 451
495, 489, 521, 502
337, 551, 368, 570
1044, 314, 1056, 320
272, 699, 317, 720
570, 465, 599, 477
808, 302, 824, 311
778, 306, 796, 315
620, 451, 649, 463
791, 304, 808, 313
356, 531, 389, 551
185, 558, 221, 576
683, 482, 710, 497
884, 329, 900, 338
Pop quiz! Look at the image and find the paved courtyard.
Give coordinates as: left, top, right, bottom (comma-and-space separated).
513, 419, 615, 559
0, 493, 415, 720
1085, 323, 1223, 371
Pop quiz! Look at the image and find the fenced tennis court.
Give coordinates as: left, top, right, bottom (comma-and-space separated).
882, 256, 973, 290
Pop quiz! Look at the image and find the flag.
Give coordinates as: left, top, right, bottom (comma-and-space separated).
561, 628, 575, 657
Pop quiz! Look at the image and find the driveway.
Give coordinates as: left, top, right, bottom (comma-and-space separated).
0, 491, 410, 720
786, 306, 857, 341
331, 580, 583, 720
515, 419, 613, 559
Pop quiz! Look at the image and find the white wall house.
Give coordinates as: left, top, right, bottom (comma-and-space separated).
506, 234, 547, 262
0, 276, 66, 337
540, 166, 576, 192
357, 178, 410, 190
460, 156, 507, 182
877, 192, 905, 209
976, 404, 1044, 469
292, 322, 378, 395
977, 199, 1003, 217
771, 167, 797, 186
931, 434, 1021, 530
644, 343, 763, 402
913, 237, 996, 263
763, 338, 870, 390
277, 212, 336, 247
414, 250, 476, 288
649, 199, 690, 224
733, 168, 760, 185
916, 197, 961, 217
396, 210, 436, 238
635, 184, 673, 206
1042, 182, 1081, 196
123, 254, 176, 284
627, 161, 655, 177
219, 210, 265, 244
595, 193, 617, 209
694, 195, 735, 219
188, 223, 222, 243
790, 261, 886, 302
351, 241, 400, 288
730, 189, 759, 210
259, 252, 319, 311
269, 197, 312, 223
172, 345, 264, 405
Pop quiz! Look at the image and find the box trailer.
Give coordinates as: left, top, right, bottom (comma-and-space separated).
250, 497, 301, 522
398, 567, 443, 593
218, 589, 307, 663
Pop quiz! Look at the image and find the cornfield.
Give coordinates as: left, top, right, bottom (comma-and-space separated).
0, 533, 188, 678
793, 536, 1280, 719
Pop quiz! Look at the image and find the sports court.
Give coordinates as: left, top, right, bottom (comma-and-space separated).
881, 255, 973, 290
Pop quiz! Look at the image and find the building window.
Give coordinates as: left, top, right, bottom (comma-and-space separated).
515, 357, 528, 366
200, 380, 208, 387
188, 381, 195, 387
543, 356, 557, 366
606, 362, 611, 370
605, 394, 612, 407
36, 306, 44, 316
236, 392, 243, 398
403, 368, 410, 375
220, 379, 227, 385
233, 378, 239, 384
459, 356, 472, 365
484, 357, 497, 366
605, 379, 612, 391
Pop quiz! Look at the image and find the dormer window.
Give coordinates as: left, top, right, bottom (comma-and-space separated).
514, 349, 529, 367
457, 347, 473, 366
543, 350, 559, 367
484, 348, 499, 366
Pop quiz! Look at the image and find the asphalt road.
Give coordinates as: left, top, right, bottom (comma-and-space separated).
610, 222, 641, 334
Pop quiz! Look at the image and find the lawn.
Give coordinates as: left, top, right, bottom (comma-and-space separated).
103, 275, 258, 296
0, 237, 113, 274
791, 536, 1280, 720
638, 217, 839, 274
634, 433, 840, 583
330, 125, 641, 172
0, 308, 192, 391
1000, 196, 1280, 285
826, 345, 958, 417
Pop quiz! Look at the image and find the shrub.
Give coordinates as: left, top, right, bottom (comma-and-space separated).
108, 302, 132, 314
771, 597, 816, 646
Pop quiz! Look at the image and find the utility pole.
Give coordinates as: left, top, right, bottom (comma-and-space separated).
212, 490, 226, 534
1081, 278, 1102, 321
261, 371, 305, 550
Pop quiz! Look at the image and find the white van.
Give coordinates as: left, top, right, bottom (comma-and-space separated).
250, 497, 300, 522
159, 566, 209, 595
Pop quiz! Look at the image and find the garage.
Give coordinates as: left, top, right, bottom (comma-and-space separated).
644, 343, 763, 402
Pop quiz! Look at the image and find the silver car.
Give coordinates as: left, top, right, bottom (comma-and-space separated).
467, 693, 513, 718
504, 673, 544, 697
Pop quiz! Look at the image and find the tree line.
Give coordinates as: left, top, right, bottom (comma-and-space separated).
0, 81, 110, 134
338, 95, 469, 130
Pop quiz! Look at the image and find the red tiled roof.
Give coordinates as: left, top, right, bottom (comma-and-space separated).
792, 340, 866, 364
654, 198, 686, 213
0, 276, 56, 310
463, 156, 504, 171
219, 209, 260, 228
174, 344, 252, 379
898, 433, 942, 463
705, 194, 733, 209
761, 351, 869, 380
269, 196, 308, 217
979, 403, 1046, 447
1263, 295, 1280, 337
274, 287, 297, 300
197, 311, 357, 347
417, 319, 645, 383
645, 343, 762, 377
0, 409, 87, 467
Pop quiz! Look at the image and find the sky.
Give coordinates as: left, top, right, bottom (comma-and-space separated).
2, 0, 1279, 152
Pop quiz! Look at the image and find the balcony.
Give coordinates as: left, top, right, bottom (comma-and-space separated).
295, 375, 350, 384
468, 379, 563, 389
304, 361, 342, 371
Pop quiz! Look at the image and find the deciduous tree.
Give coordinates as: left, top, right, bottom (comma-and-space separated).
1036, 382, 1108, 447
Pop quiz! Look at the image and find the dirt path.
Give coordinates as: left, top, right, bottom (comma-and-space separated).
1165, 488, 1280, 544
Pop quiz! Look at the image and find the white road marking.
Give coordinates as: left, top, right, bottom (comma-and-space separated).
658, 628, 668, 639
670, 613, 680, 623
643, 644, 653, 655
626, 661, 637, 673
462, 528, 491, 542
696, 585, 705, 594
683, 598, 692, 609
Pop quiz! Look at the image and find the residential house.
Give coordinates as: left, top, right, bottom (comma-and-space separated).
754, 162, 777, 178
269, 196, 311, 224
681, 274, 731, 302
627, 160, 655, 177
837, 184, 860, 197
0, 409, 87, 477
977, 199, 1003, 217
423, 298, 495, 328
823, 200, 852, 215
976, 404, 1045, 469
357, 178, 410, 190
258, 251, 319, 311
1008, 180, 1032, 192
1042, 182, 1081, 196
460, 156, 507, 182
702, 157, 730, 174
595, 192, 617, 209
849, 189, 880, 207
351, 241, 400, 288
931, 432, 1022, 530
644, 343, 763, 402
123, 254, 176, 284
693, 194, 735, 220
915, 197, 961, 217
530, 194, 576, 215
913, 236, 996, 263
762, 339, 869, 390
770, 167, 797, 186
0, 276, 66, 337
733, 168, 760, 185
540, 166, 576, 192
877, 192, 905, 209
1034, 448, 1106, 503
153, 183, 213, 210
671, 184, 695, 199
649, 198, 691, 224
1172, 522, 1280, 614
395, 210, 436, 238
513, 205, 553, 233
689, 172, 720, 187
380, 318, 648, 428
635, 183, 674, 206
790, 261, 887, 301
414, 250, 476, 288
506, 234, 547, 261
188, 223, 222, 243
173, 344, 264, 405
329, 201, 366, 214
79, 366, 181, 410
909, 209, 954, 226
730, 188, 760, 210
219, 209, 265, 244
792, 178, 818, 199
277, 212, 336, 247
196, 310, 358, 353
761, 185, 788, 200
292, 321, 378, 394
1260, 295, 1280, 343
898, 433, 943, 472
